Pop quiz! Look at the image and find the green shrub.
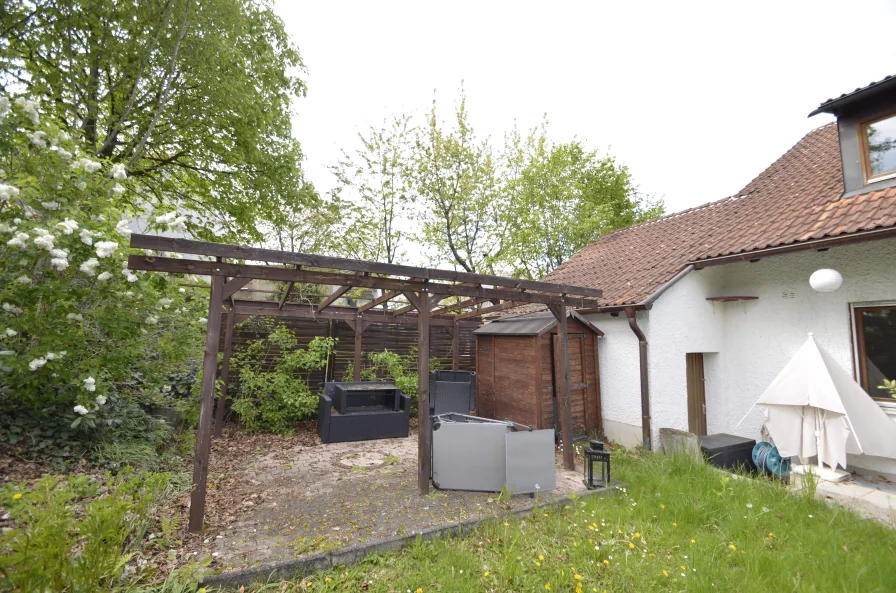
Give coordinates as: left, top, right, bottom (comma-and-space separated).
230, 326, 335, 433
0, 94, 206, 451
0, 471, 172, 592
346, 348, 442, 401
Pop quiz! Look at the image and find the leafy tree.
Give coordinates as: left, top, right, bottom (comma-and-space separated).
332, 116, 413, 264
0, 0, 315, 242
0, 94, 206, 442
504, 125, 664, 279
409, 90, 510, 274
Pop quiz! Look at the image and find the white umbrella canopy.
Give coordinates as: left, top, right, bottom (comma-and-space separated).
755, 334, 896, 470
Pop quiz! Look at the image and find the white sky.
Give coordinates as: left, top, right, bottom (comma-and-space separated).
277, 1, 896, 214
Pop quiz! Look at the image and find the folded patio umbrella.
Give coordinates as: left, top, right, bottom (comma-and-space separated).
753, 334, 896, 471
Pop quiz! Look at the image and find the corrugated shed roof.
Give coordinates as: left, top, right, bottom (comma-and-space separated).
524, 122, 896, 308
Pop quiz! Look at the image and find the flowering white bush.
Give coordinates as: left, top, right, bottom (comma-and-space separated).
0, 95, 206, 431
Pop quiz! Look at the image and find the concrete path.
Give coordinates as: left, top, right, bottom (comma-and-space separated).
793, 471, 896, 527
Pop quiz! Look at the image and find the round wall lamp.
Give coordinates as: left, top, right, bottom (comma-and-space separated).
809, 268, 843, 293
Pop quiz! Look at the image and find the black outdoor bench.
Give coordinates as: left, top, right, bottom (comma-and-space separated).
317, 381, 410, 443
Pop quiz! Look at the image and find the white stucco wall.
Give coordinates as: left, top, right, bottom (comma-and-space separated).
586, 237, 896, 475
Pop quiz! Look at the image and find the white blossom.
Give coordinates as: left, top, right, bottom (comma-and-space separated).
179, 287, 186, 293
0, 222, 14, 233
41, 201, 60, 210
75, 181, 87, 191
84, 376, 96, 392
111, 183, 126, 195
56, 219, 79, 235
79, 258, 100, 276
50, 257, 69, 271
66, 312, 84, 321
28, 357, 46, 371
7, 232, 29, 248
26, 131, 47, 148
71, 157, 101, 173
0, 96, 9, 118
50, 248, 69, 259
154, 211, 187, 233
97, 271, 112, 281
4, 328, 16, 337
0, 350, 14, 356
15, 275, 31, 284
55, 147, 73, 160
34, 233, 55, 251
145, 315, 158, 325
159, 298, 173, 308
115, 219, 132, 237
14, 97, 40, 125
125, 291, 134, 297
45, 352, 61, 360
0, 184, 20, 201
127, 274, 138, 283
2, 303, 23, 315
95, 395, 106, 405
110, 163, 127, 180
73, 404, 88, 415
79, 229, 94, 245
95, 241, 118, 258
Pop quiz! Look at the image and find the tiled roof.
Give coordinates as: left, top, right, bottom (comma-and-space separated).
532, 122, 896, 308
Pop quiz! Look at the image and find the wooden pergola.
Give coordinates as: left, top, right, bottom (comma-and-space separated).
127, 234, 603, 532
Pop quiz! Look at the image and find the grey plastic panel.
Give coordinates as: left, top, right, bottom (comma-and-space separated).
432, 422, 508, 492
505, 430, 556, 494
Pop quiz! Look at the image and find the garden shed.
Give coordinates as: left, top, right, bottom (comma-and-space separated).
474, 311, 603, 439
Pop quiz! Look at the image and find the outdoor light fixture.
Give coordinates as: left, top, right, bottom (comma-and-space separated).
809, 268, 843, 293
583, 439, 611, 490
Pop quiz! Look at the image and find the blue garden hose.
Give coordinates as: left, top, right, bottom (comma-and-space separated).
752, 441, 790, 477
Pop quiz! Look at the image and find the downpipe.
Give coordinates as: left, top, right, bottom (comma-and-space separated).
625, 307, 651, 451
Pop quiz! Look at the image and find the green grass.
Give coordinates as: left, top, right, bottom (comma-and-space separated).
227, 450, 896, 592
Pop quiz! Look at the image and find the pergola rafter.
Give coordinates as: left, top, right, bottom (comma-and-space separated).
127, 234, 602, 533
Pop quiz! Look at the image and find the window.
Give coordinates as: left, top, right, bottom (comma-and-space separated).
860, 113, 896, 182
854, 305, 896, 400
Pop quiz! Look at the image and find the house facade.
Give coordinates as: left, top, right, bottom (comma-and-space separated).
505, 76, 896, 476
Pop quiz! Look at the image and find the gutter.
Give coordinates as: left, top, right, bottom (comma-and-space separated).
624, 307, 651, 451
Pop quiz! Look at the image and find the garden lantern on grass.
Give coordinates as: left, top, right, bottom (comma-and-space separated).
583, 439, 610, 489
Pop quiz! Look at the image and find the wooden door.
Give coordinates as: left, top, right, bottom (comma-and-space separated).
686, 353, 707, 436
553, 333, 588, 437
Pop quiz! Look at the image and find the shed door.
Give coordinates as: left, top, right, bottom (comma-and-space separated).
552, 333, 588, 437
686, 353, 707, 436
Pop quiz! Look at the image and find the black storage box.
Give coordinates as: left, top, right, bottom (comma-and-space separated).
317, 382, 410, 444
698, 433, 756, 471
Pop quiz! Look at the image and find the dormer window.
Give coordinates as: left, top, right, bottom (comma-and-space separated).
861, 112, 896, 182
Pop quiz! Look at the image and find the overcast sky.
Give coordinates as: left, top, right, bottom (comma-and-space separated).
276, 1, 896, 215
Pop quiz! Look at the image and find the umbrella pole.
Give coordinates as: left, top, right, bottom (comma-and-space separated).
815, 408, 824, 471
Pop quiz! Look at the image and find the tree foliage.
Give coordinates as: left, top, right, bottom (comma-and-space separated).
0, 0, 315, 242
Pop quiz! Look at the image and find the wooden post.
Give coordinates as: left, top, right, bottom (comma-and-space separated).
353, 316, 364, 381
415, 291, 431, 494
450, 319, 459, 371
549, 303, 575, 471
213, 304, 236, 437
189, 274, 225, 533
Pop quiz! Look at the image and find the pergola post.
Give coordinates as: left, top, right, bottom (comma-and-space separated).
450, 319, 459, 371
348, 316, 369, 381
549, 303, 575, 471
213, 304, 236, 438
190, 274, 225, 533
412, 291, 431, 494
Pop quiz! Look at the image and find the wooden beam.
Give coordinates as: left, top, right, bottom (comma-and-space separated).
318, 284, 354, 312
548, 304, 575, 471
213, 306, 236, 437
454, 301, 522, 320
278, 281, 294, 309
357, 290, 400, 313
392, 294, 447, 316
430, 297, 487, 317
417, 291, 431, 495
229, 300, 481, 328
391, 302, 417, 316
451, 319, 459, 370
223, 277, 252, 300
190, 274, 225, 533
128, 256, 603, 309
129, 234, 603, 298
349, 317, 371, 381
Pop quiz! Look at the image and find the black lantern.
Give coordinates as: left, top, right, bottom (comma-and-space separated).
583, 439, 611, 490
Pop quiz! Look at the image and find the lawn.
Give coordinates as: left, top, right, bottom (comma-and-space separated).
230, 450, 896, 593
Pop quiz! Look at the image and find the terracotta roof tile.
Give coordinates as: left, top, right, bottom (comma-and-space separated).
530, 123, 896, 307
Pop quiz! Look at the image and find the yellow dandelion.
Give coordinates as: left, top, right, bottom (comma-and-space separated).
634, 532, 641, 538
660, 504, 665, 509
649, 553, 655, 558
768, 532, 774, 538
575, 574, 583, 581
12, 493, 22, 500
544, 513, 549, 517
617, 529, 623, 534
484, 571, 490, 577
198, 589, 206, 593
573, 541, 578, 547
504, 522, 509, 526
536, 562, 541, 567
416, 589, 423, 593
305, 582, 312, 588
539, 555, 544, 561
545, 583, 551, 590
690, 539, 696, 544
680, 565, 686, 571
663, 570, 669, 577
729, 544, 737, 551
325, 577, 332, 583
628, 543, 635, 549
672, 522, 677, 527
602, 560, 609, 565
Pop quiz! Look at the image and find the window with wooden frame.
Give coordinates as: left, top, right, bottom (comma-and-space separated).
859, 112, 896, 183
853, 304, 896, 400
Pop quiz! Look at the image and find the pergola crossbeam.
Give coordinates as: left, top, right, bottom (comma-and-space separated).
318, 284, 354, 312
357, 290, 401, 313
